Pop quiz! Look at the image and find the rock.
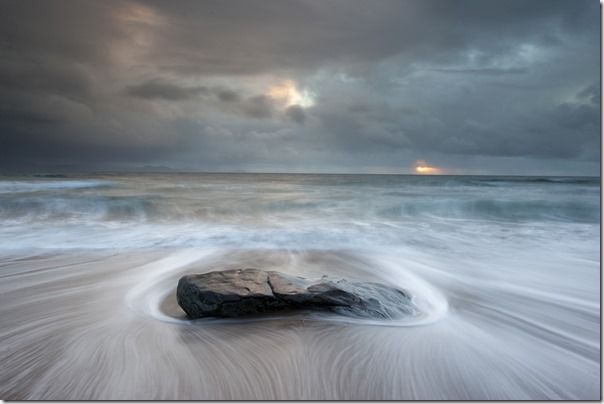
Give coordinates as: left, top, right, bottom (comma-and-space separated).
177, 268, 416, 319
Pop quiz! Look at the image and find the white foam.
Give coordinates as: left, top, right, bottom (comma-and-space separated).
124, 249, 219, 323
0, 179, 114, 193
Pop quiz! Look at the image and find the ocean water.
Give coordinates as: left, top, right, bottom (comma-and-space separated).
0, 173, 600, 399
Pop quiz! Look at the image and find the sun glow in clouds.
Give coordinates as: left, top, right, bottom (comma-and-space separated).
415, 160, 443, 175
111, 3, 165, 66
268, 80, 315, 108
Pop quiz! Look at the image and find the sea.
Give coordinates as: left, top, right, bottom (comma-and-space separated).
0, 173, 600, 399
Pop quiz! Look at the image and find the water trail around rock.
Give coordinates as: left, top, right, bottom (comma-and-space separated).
139, 249, 448, 326
125, 249, 220, 323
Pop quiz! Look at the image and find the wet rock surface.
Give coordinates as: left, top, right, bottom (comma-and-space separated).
177, 268, 416, 319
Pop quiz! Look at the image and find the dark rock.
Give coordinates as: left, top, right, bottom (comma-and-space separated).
177, 268, 416, 319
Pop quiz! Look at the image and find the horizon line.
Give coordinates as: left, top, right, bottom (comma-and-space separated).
1, 169, 599, 178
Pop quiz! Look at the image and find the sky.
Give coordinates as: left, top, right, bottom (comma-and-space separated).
0, 0, 600, 175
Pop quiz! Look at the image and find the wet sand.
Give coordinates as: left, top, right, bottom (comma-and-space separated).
0, 248, 599, 400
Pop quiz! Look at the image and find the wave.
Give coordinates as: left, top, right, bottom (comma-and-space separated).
377, 198, 600, 223
0, 174, 598, 252
0, 179, 114, 193
0, 195, 153, 223
32, 174, 68, 178
0, 194, 598, 224
469, 176, 599, 185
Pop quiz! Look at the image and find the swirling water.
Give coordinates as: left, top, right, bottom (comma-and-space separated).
0, 173, 599, 399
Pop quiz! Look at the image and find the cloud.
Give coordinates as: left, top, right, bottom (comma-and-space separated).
425, 67, 528, 75
285, 105, 306, 124
0, 0, 599, 175
242, 95, 275, 119
0, 59, 94, 100
215, 89, 240, 103
124, 80, 208, 100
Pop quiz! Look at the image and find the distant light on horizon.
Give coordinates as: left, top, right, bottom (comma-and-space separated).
414, 160, 443, 175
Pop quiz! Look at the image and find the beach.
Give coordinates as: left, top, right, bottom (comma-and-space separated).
0, 173, 599, 399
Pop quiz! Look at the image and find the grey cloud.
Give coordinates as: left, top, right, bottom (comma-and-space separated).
0, 0, 120, 65
242, 95, 274, 119
121, 77, 293, 123
124, 79, 248, 105
426, 67, 528, 75
216, 89, 240, 103
0, 107, 64, 126
139, 0, 597, 78
125, 80, 209, 101
0, 58, 94, 104
578, 83, 600, 105
0, 0, 599, 175
285, 105, 306, 124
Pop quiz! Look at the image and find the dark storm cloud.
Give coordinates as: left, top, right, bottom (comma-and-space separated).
216, 89, 240, 103
0, 0, 599, 174
140, 0, 596, 76
425, 67, 528, 75
0, 59, 94, 100
123, 80, 257, 115
242, 95, 275, 119
125, 80, 209, 101
286, 105, 306, 124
